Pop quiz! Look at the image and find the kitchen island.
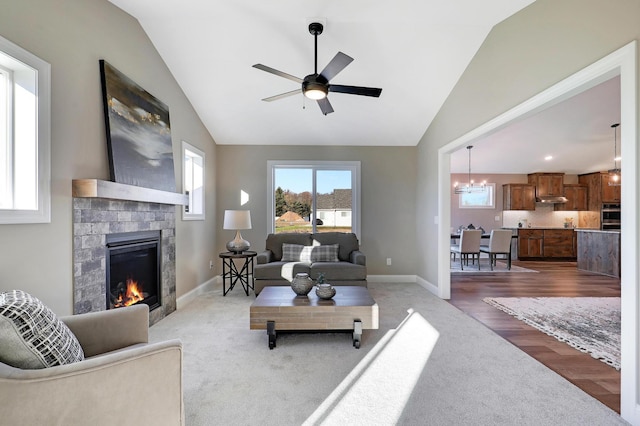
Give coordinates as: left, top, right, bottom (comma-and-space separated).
575, 229, 621, 277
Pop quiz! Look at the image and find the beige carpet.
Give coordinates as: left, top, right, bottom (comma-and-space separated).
148, 282, 623, 425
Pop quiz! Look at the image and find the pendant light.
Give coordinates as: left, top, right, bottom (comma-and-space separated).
454, 145, 487, 194
608, 123, 621, 186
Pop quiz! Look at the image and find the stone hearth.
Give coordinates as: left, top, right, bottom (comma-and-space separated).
73, 197, 177, 325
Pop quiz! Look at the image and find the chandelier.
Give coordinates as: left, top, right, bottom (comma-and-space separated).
608, 123, 621, 186
454, 145, 487, 194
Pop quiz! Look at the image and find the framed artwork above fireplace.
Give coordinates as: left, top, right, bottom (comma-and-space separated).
99, 60, 176, 192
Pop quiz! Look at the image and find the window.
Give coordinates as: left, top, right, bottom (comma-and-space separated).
268, 161, 361, 236
182, 141, 205, 220
0, 35, 50, 224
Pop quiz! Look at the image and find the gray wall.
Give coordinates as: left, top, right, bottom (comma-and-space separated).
416, 0, 640, 285
216, 145, 418, 275
0, 0, 218, 314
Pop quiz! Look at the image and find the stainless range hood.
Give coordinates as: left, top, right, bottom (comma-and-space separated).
536, 195, 569, 203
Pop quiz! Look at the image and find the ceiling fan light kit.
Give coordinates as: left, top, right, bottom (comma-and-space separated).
253, 21, 382, 115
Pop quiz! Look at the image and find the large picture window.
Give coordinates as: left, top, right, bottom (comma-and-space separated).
268, 161, 361, 236
0, 35, 51, 224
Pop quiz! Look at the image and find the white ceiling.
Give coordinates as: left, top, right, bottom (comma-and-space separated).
108, 0, 536, 147
450, 75, 622, 175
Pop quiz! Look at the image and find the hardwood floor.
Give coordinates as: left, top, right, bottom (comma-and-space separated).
448, 260, 621, 413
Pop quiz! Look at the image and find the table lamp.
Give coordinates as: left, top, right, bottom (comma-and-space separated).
223, 210, 252, 253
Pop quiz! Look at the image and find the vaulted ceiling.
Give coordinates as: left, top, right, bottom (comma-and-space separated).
108, 1, 619, 175
108, 0, 536, 147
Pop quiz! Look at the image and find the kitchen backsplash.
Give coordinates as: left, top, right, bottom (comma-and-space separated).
503, 204, 579, 228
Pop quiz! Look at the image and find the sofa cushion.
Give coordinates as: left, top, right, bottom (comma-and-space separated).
312, 233, 359, 261
253, 261, 311, 281
265, 233, 313, 261
0, 290, 84, 369
309, 262, 367, 280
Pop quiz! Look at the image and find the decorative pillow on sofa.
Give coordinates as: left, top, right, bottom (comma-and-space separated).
281, 243, 340, 263
304, 244, 340, 262
281, 243, 305, 262
0, 290, 84, 369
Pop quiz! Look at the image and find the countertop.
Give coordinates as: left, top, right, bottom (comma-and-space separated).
574, 228, 621, 234
504, 226, 577, 230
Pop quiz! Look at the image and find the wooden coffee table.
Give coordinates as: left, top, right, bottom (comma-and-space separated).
250, 286, 378, 349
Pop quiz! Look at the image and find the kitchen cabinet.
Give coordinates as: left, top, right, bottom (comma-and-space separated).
555, 184, 588, 211
600, 173, 621, 202
518, 228, 576, 259
503, 184, 535, 210
528, 173, 564, 197
579, 171, 621, 207
543, 229, 576, 257
518, 229, 543, 258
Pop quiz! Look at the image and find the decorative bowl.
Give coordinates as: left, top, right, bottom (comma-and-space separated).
291, 273, 313, 296
315, 283, 336, 300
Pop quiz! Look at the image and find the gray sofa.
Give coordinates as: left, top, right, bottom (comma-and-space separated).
253, 232, 367, 295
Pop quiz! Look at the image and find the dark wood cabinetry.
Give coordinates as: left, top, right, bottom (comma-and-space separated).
600, 174, 621, 202
528, 173, 564, 197
503, 184, 535, 210
579, 171, 621, 207
518, 228, 576, 259
518, 229, 543, 258
555, 184, 588, 211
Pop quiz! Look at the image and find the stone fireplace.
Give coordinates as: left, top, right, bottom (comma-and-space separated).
72, 181, 184, 325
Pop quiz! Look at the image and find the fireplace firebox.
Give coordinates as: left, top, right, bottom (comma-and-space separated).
106, 231, 161, 311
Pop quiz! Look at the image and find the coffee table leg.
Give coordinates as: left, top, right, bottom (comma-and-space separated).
353, 320, 362, 349
267, 321, 276, 350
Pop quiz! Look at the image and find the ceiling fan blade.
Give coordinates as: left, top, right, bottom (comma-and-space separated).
329, 84, 382, 98
252, 64, 303, 84
319, 52, 353, 82
317, 97, 334, 115
262, 89, 302, 102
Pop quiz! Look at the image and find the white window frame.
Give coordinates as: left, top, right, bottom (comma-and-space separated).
181, 141, 205, 221
267, 160, 361, 237
0, 35, 50, 224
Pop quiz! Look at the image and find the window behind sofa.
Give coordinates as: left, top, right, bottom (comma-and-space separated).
268, 161, 360, 237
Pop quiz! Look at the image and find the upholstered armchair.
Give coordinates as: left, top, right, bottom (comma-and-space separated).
0, 303, 184, 425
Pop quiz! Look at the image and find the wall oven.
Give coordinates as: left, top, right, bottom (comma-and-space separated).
601, 203, 621, 230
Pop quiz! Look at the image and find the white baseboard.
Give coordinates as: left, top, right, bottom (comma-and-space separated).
367, 275, 416, 283
415, 276, 440, 297
176, 275, 221, 309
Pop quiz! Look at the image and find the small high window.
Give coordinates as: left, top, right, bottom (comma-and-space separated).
0, 35, 50, 224
182, 141, 205, 220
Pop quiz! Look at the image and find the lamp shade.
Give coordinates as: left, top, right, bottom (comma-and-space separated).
223, 210, 252, 230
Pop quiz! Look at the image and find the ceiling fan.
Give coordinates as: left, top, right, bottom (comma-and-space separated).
252, 22, 382, 115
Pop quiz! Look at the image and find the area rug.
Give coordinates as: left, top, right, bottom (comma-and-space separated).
450, 259, 538, 273
483, 297, 620, 369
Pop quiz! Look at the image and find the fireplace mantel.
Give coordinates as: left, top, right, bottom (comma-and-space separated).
72, 179, 188, 206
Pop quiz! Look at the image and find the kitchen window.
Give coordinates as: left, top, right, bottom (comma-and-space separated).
0, 35, 51, 224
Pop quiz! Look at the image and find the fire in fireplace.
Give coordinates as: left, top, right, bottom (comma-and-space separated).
106, 231, 161, 311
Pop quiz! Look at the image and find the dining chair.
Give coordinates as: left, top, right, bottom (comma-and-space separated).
450, 229, 482, 270
479, 229, 513, 270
